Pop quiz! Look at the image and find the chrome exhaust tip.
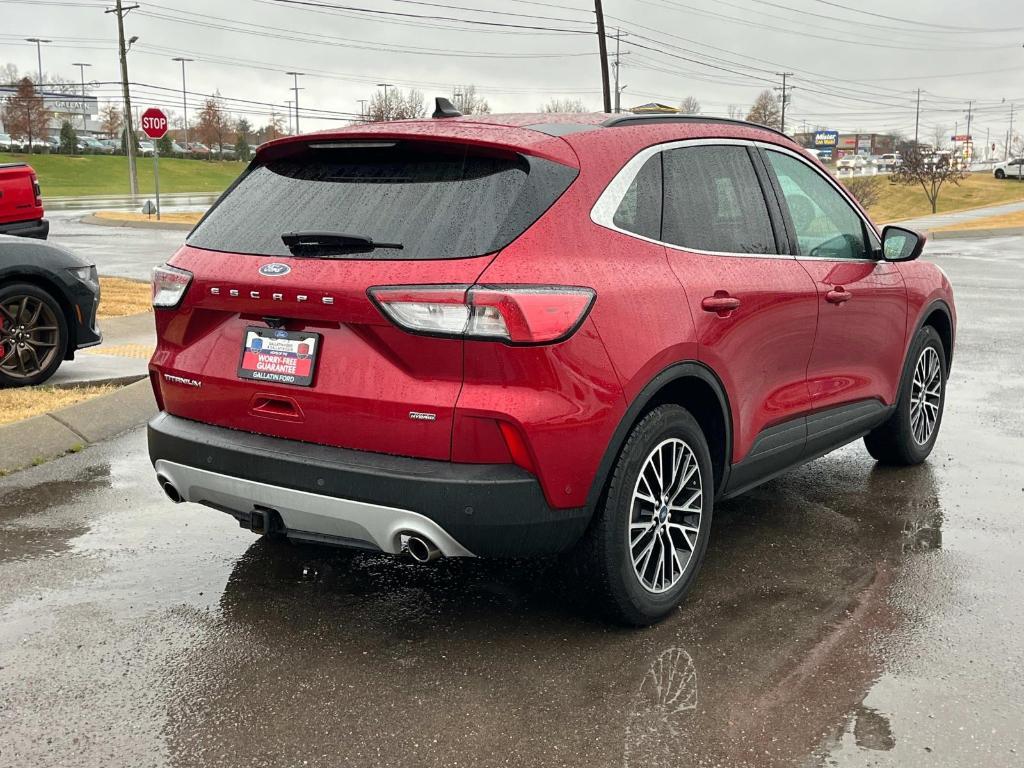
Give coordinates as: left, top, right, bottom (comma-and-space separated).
157, 474, 183, 504
406, 534, 441, 563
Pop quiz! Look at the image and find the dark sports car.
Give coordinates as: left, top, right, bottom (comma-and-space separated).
0, 234, 102, 387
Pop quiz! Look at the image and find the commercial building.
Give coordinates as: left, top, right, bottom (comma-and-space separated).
0, 87, 100, 138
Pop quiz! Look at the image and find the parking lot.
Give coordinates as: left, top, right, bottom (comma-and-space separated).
0, 231, 1021, 767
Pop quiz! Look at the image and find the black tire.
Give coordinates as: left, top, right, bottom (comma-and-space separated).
0, 283, 69, 388
995, 169, 1006, 179
864, 325, 946, 465
577, 404, 714, 626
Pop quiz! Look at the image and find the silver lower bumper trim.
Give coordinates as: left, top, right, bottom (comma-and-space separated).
154, 460, 475, 557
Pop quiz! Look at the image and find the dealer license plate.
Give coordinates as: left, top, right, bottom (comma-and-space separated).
237, 326, 321, 387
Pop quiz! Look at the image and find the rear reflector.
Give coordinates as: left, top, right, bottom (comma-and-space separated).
369, 285, 595, 345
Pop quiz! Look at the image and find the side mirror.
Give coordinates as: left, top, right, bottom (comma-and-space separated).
881, 225, 926, 262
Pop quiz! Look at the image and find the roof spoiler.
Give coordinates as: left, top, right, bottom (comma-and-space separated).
432, 97, 462, 119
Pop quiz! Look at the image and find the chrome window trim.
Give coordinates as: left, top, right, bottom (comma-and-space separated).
590, 136, 881, 265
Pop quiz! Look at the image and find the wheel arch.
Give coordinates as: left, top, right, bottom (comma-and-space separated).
920, 300, 954, 374
0, 273, 75, 360
586, 361, 733, 512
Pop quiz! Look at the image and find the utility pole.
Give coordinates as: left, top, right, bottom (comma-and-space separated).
286, 72, 304, 133
612, 29, 628, 113
594, 0, 611, 113
357, 99, 367, 122
25, 38, 50, 91
286, 100, 293, 134
775, 72, 793, 134
106, 0, 139, 196
71, 62, 91, 131
172, 57, 193, 148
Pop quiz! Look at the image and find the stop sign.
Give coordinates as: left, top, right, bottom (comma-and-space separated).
140, 107, 168, 140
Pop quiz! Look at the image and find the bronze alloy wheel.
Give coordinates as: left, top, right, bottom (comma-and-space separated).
0, 294, 63, 381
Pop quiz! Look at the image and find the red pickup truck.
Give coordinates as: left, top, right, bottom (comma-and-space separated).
0, 163, 48, 239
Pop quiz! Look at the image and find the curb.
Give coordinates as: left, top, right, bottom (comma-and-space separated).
80, 213, 193, 231
928, 226, 1024, 240
0, 378, 156, 476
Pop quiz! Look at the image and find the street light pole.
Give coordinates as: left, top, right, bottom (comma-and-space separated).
71, 62, 91, 131
25, 38, 50, 91
286, 72, 304, 133
376, 83, 394, 119
171, 57, 193, 148
914, 88, 921, 147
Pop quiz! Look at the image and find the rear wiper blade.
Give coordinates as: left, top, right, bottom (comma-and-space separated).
281, 231, 403, 254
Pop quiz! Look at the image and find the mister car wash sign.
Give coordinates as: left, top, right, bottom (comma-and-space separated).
814, 130, 839, 147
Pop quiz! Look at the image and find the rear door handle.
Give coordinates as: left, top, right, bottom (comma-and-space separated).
826, 288, 852, 304
701, 294, 741, 315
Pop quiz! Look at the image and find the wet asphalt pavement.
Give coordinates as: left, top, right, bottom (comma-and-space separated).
44, 210, 190, 281
1, 236, 1023, 768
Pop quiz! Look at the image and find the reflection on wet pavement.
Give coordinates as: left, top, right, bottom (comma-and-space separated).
1, 240, 1023, 767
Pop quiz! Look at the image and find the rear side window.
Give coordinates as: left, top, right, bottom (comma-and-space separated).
613, 154, 662, 240
187, 142, 577, 260
661, 145, 776, 254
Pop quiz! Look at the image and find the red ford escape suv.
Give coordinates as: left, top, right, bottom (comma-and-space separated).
148, 103, 955, 625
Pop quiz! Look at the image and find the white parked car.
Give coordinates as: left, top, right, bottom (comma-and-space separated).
878, 153, 902, 171
993, 158, 1024, 179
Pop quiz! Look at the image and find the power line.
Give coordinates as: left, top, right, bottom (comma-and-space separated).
267, 0, 595, 33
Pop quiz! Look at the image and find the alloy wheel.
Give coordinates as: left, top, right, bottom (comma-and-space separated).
910, 346, 942, 445
0, 295, 61, 381
629, 438, 703, 594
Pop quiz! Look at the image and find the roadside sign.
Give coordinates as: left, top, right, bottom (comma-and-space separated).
139, 107, 167, 221
951, 134, 972, 142
814, 130, 838, 147
140, 108, 168, 140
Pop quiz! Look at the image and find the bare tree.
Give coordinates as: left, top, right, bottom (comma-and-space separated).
258, 110, 287, 143
99, 103, 122, 139
746, 90, 781, 130
196, 94, 231, 157
540, 98, 588, 113
932, 124, 947, 150
1, 77, 51, 148
679, 96, 700, 115
367, 87, 426, 121
1, 63, 20, 85
727, 104, 744, 120
890, 146, 968, 214
841, 176, 882, 210
452, 85, 490, 115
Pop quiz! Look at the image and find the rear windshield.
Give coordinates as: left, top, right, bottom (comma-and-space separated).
187, 141, 577, 260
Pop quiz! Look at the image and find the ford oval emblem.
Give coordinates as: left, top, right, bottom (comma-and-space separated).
259, 263, 291, 277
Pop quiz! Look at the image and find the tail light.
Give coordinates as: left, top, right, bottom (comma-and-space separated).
369, 285, 595, 345
152, 264, 193, 308
31, 174, 41, 206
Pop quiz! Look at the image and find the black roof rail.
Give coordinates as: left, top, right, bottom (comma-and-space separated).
601, 113, 791, 141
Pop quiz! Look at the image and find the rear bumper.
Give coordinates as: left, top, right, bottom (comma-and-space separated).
147, 412, 591, 557
0, 217, 48, 239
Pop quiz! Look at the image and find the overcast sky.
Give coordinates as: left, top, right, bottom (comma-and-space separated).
2, 0, 1023, 148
